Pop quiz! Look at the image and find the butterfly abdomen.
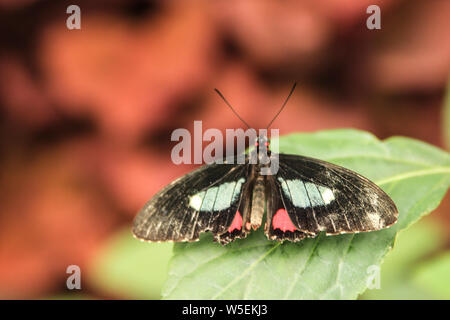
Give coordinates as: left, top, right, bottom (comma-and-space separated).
248, 175, 265, 231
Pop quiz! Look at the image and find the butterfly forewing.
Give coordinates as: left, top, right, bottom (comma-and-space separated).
271, 154, 398, 237
132, 160, 251, 243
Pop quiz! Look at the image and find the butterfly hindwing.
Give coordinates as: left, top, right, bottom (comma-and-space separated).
216, 181, 253, 245
132, 160, 251, 243
265, 176, 309, 242
272, 153, 398, 237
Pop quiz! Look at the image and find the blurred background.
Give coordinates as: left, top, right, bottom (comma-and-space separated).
0, 0, 449, 299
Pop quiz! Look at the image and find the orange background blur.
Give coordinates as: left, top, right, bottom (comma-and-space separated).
0, 0, 449, 299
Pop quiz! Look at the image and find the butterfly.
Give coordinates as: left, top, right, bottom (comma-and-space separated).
132, 84, 398, 245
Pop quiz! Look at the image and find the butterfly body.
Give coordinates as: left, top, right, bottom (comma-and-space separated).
132, 136, 398, 245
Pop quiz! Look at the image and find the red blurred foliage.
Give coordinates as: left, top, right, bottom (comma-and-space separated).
0, 56, 55, 130
213, 1, 332, 70
0, 140, 121, 298
196, 64, 374, 134
0, 0, 448, 298
39, 1, 218, 143
0, 0, 37, 10
365, 0, 450, 91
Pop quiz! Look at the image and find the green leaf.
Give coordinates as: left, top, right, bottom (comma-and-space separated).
162, 129, 450, 300
89, 228, 173, 299
361, 219, 446, 300
412, 252, 450, 299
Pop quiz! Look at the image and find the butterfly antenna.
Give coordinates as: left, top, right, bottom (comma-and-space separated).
214, 88, 251, 129
266, 82, 297, 129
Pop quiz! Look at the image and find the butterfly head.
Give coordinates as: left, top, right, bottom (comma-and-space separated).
255, 135, 270, 152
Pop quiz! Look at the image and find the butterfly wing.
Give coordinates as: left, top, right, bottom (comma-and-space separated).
132, 160, 252, 243
267, 153, 398, 238
265, 175, 310, 242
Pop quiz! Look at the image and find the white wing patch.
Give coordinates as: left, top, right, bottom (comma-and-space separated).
318, 186, 335, 205
304, 182, 323, 206
188, 178, 245, 212
278, 178, 309, 208
366, 212, 384, 229
278, 177, 336, 207
188, 191, 205, 211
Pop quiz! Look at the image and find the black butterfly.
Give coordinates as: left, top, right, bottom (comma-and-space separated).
132, 84, 398, 245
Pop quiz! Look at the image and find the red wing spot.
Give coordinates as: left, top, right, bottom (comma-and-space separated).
272, 209, 297, 232
228, 210, 243, 233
